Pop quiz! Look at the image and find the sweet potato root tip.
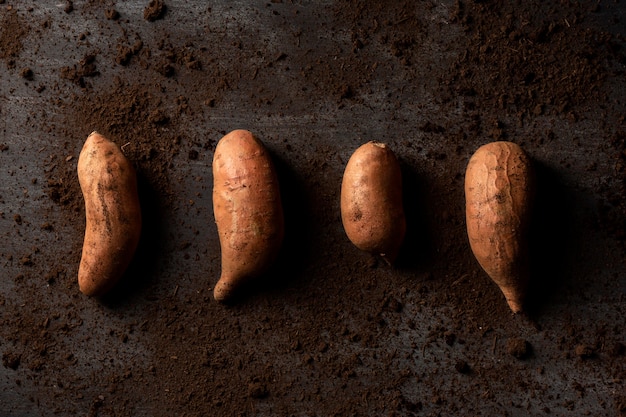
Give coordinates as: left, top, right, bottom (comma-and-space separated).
213, 278, 234, 303
504, 293, 524, 315
212, 129, 284, 302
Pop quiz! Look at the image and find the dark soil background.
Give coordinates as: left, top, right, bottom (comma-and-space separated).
1, 1, 625, 416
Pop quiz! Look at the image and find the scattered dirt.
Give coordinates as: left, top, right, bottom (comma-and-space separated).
0, 9, 29, 69
0, 1, 625, 416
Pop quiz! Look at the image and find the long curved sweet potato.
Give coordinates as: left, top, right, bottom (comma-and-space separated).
212, 129, 284, 302
465, 141, 534, 313
77, 131, 142, 296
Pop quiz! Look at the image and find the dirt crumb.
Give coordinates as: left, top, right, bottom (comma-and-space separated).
248, 381, 269, 399
144, 0, 167, 22
105, 8, 120, 20
20, 67, 33, 80
454, 360, 470, 374
574, 344, 595, 359
506, 338, 531, 359
2, 352, 21, 370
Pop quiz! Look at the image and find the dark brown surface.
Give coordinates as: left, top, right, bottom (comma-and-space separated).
1, 1, 625, 416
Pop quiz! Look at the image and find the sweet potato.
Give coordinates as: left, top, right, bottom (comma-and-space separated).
464, 141, 534, 313
77, 131, 142, 296
341, 141, 406, 264
212, 129, 284, 302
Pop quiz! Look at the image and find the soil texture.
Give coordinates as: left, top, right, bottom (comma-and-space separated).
0, 1, 625, 416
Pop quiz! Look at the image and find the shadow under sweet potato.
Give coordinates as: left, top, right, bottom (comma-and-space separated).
394, 160, 436, 272
524, 161, 577, 319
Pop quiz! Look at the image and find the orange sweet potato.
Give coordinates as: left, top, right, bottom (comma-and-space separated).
212, 130, 284, 302
77, 131, 142, 296
341, 141, 406, 264
465, 141, 534, 313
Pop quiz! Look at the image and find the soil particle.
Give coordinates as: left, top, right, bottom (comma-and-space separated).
64, 1, 74, 14
60, 54, 99, 88
144, 0, 167, 22
506, 337, 532, 359
248, 381, 269, 399
2, 352, 21, 370
444, 331, 456, 346
574, 344, 596, 359
115, 40, 143, 67
454, 360, 470, 374
115, 45, 134, 66
105, 8, 120, 21
20, 67, 33, 80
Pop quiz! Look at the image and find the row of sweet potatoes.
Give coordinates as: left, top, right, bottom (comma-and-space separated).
76, 130, 533, 313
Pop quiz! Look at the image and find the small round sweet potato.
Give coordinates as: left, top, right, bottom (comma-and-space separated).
212, 129, 284, 302
77, 131, 142, 296
341, 141, 406, 264
465, 141, 534, 313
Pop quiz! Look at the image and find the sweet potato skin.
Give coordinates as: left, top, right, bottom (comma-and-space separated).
212, 130, 284, 302
465, 141, 534, 313
341, 141, 406, 264
77, 131, 142, 296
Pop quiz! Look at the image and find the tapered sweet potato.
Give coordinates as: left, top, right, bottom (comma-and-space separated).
212, 129, 284, 302
77, 131, 142, 296
341, 141, 406, 264
465, 141, 534, 313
